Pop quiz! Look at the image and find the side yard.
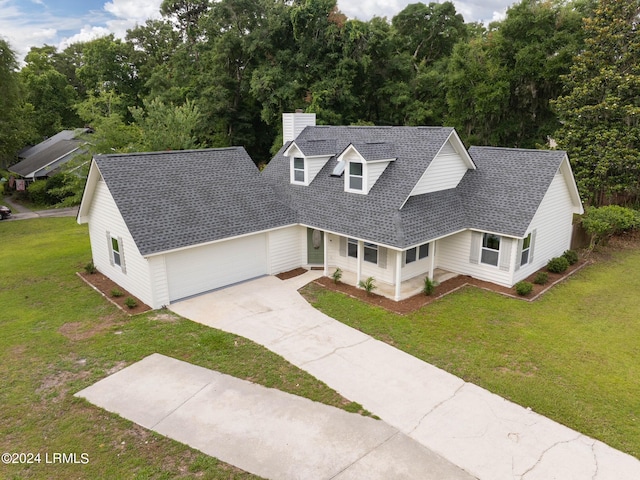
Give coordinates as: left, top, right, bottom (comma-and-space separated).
0, 218, 361, 479
302, 236, 640, 459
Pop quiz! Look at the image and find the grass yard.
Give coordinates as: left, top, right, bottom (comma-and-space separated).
0, 218, 362, 479
303, 242, 640, 459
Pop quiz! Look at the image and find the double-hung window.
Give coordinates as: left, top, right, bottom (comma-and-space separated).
405, 243, 429, 264
293, 157, 305, 183
481, 233, 500, 266
112, 237, 121, 267
364, 242, 378, 264
520, 233, 532, 266
347, 238, 358, 258
349, 162, 363, 191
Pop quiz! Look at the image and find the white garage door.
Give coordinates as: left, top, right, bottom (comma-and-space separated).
166, 234, 267, 302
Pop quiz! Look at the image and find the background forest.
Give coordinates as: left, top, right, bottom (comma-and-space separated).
1, 0, 639, 206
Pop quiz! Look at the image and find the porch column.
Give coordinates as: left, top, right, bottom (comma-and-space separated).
323, 231, 329, 276
394, 249, 402, 301
356, 240, 363, 287
428, 240, 436, 280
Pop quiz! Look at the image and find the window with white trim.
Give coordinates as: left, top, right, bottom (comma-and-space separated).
347, 238, 358, 258
364, 242, 378, 264
520, 233, 531, 266
349, 162, 363, 191
406, 243, 429, 264
293, 157, 305, 183
481, 233, 500, 266
111, 236, 122, 267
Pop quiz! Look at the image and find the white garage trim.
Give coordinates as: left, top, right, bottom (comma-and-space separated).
165, 233, 267, 302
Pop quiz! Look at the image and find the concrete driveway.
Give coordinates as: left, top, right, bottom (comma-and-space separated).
77, 353, 471, 480
170, 272, 640, 480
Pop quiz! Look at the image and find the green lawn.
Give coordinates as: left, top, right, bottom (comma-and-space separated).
0, 218, 362, 479
303, 246, 640, 459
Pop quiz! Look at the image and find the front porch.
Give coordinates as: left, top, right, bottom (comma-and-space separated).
329, 267, 458, 301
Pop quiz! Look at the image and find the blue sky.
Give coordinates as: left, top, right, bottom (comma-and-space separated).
1, 0, 515, 62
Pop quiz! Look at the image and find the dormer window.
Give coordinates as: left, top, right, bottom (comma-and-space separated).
293, 157, 305, 183
349, 162, 363, 191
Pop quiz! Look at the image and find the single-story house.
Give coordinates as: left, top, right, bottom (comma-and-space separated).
11, 128, 92, 180
77, 113, 583, 309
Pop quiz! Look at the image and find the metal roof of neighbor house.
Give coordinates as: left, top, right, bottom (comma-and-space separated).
262, 127, 572, 248
93, 147, 295, 256
10, 139, 85, 178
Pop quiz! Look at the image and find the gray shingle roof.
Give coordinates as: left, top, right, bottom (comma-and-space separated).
95, 148, 295, 256
262, 126, 456, 247
347, 142, 396, 161
94, 131, 571, 256
462, 146, 567, 237
293, 139, 337, 156
263, 127, 569, 248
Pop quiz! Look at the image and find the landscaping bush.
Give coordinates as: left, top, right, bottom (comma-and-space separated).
581, 205, 640, 248
124, 297, 137, 309
332, 268, 342, 284
547, 256, 569, 273
84, 262, 97, 274
533, 271, 549, 285
358, 276, 376, 295
563, 249, 579, 265
110, 288, 123, 298
515, 281, 533, 296
423, 277, 435, 296
26, 179, 50, 205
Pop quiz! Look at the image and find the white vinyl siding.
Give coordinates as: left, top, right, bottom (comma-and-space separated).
512, 171, 576, 284
410, 140, 470, 196
437, 230, 513, 287
282, 113, 316, 144
147, 256, 170, 308
400, 242, 431, 282
328, 233, 395, 284
268, 226, 304, 274
86, 180, 154, 307
165, 233, 268, 302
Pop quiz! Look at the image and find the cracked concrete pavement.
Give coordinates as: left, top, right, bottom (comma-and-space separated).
77, 353, 473, 480
169, 272, 640, 480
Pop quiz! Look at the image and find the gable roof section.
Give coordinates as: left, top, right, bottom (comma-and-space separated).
264, 127, 579, 248
344, 142, 396, 162
262, 126, 455, 247
90, 148, 295, 256
284, 139, 337, 157
10, 139, 85, 178
461, 147, 574, 237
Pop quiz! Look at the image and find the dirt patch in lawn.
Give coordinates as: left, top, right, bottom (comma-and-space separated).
307, 259, 589, 315
77, 271, 152, 315
58, 313, 123, 341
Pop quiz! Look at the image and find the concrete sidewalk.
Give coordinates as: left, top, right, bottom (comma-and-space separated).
170, 273, 640, 480
76, 353, 474, 480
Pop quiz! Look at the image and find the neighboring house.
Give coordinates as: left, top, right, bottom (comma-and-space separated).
77, 113, 583, 309
11, 128, 92, 180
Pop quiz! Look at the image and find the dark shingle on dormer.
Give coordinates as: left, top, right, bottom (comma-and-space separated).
95, 148, 295, 256
293, 139, 337, 157
347, 142, 396, 162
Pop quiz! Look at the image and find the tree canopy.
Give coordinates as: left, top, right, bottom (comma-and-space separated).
6, 0, 640, 206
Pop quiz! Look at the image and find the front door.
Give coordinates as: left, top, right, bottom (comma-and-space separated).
306, 228, 324, 265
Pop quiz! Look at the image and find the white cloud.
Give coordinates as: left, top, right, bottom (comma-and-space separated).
58, 25, 112, 51
104, 0, 162, 22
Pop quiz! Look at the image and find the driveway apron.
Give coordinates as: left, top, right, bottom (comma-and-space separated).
170, 273, 640, 480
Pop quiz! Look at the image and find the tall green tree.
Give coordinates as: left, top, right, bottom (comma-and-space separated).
130, 98, 202, 151
75, 35, 142, 119
0, 40, 36, 167
20, 46, 81, 138
553, 0, 640, 205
